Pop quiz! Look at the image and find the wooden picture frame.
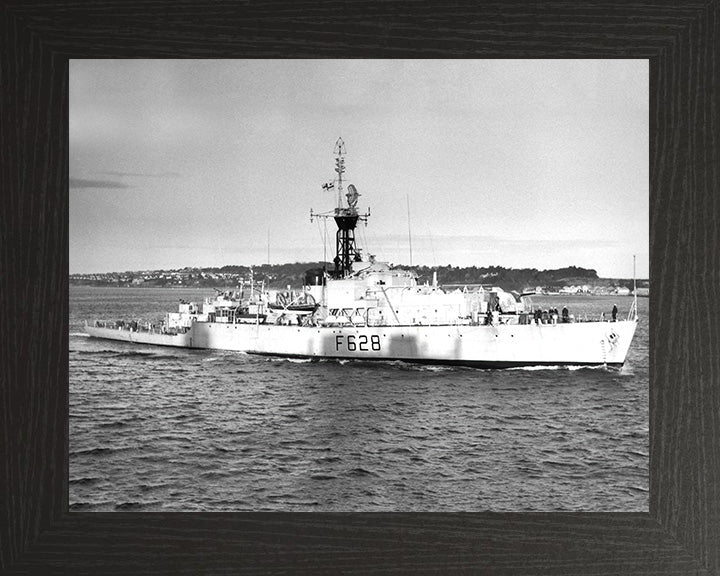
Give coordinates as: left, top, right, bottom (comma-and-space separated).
2, 2, 717, 574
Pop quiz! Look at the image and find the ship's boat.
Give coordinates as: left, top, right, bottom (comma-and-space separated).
267, 291, 317, 313
86, 138, 638, 368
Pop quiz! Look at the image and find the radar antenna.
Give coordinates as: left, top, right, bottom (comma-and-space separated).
310, 138, 370, 278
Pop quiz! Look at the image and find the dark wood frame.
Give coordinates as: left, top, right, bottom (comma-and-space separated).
2, 2, 718, 574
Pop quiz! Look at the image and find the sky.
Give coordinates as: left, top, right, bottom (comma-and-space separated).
70, 59, 649, 278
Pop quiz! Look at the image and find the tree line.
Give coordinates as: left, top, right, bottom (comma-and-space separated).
71, 262, 647, 293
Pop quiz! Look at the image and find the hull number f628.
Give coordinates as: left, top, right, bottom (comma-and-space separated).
335, 334, 381, 352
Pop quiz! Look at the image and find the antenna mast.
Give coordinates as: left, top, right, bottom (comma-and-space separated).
310, 138, 370, 278
407, 194, 413, 267
334, 137, 346, 212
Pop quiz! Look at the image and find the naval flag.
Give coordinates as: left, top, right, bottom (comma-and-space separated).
322, 182, 334, 191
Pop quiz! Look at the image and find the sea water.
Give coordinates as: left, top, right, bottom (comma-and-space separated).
69, 286, 649, 511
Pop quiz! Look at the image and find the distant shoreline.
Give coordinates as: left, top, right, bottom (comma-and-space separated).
69, 283, 649, 298
69, 262, 649, 296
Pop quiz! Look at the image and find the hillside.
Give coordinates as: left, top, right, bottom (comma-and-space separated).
70, 262, 648, 294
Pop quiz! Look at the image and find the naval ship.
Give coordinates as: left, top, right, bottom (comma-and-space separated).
86, 138, 638, 368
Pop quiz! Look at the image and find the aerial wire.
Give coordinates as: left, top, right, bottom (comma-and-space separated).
407, 194, 413, 267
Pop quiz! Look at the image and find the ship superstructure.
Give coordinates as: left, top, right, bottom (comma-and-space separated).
86, 139, 638, 368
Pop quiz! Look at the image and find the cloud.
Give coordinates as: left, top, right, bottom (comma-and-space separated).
69, 177, 129, 190
100, 171, 181, 178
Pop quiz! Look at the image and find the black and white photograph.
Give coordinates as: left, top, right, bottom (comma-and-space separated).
69, 59, 649, 512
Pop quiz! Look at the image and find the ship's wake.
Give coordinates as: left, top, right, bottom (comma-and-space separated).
505, 364, 617, 372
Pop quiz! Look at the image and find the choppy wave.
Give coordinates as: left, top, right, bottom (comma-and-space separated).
69, 476, 99, 485
69, 287, 649, 512
72, 348, 183, 361
71, 447, 116, 456
114, 501, 161, 511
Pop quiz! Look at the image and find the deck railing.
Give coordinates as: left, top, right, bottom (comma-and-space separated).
92, 320, 188, 334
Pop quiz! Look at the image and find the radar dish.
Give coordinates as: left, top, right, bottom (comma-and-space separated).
346, 184, 360, 209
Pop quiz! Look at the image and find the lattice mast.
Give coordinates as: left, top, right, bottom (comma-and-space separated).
310, 138, 370, 279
